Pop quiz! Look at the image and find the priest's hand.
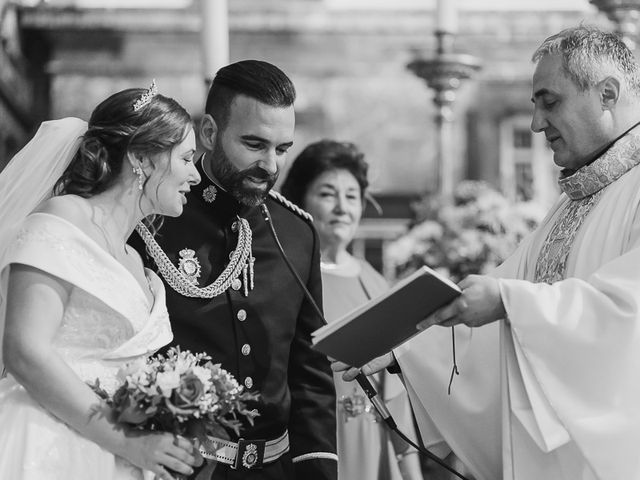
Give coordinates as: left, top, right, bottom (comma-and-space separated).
417, 274, 506, 330
331, 352, 396, 382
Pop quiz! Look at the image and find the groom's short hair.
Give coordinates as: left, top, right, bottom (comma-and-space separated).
205, 60, 296, 129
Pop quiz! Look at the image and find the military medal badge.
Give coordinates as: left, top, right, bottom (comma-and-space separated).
178, 248, 201, 284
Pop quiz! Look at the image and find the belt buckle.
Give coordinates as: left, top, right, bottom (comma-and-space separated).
233, 438, 266, 470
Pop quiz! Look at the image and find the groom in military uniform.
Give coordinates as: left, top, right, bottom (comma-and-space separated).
134, 60, 337, 480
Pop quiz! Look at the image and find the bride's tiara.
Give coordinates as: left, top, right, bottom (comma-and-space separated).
133, 79, 158, 111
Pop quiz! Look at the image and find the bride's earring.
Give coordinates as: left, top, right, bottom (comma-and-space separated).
133, 166, 144, 191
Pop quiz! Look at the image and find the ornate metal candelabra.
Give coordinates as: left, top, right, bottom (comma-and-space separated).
407, 30, 481, 198
590, 0, 640, 50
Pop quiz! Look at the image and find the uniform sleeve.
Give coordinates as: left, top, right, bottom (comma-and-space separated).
288, 224, 338, 480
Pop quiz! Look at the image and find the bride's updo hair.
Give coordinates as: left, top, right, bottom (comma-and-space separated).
55, 86, 192, 197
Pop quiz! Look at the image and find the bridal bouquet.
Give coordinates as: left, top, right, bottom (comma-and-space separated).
91, 347, 259, 440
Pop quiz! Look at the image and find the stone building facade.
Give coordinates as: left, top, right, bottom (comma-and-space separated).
6, 0, 612, 271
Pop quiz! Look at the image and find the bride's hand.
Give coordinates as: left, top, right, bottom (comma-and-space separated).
123, 431, 202, 479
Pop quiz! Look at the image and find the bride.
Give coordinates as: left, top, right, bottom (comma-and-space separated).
0, 83, 201, 479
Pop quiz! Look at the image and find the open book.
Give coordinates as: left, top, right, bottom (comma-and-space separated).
312, 265, 461, 368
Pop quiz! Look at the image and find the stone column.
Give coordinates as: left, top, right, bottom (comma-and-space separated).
200, 0, 229, 83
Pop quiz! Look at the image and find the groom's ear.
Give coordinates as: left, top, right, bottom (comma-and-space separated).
199, 114, 218, 151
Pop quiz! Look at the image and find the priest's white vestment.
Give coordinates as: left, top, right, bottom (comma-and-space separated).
396, 128, 640, 480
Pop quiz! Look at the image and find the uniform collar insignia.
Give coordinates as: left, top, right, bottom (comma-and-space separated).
202, 185, 217, 203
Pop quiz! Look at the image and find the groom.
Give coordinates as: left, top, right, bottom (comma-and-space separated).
134, 60, 338, 480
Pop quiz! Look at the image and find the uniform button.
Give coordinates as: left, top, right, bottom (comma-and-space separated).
231, 221, 239, 232
231, 278, 242, 291
241, 344, 251, 356
244, 377, 253, 389
237, 309, 247, 321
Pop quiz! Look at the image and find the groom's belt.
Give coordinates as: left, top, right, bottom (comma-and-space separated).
199, 430, 289, 470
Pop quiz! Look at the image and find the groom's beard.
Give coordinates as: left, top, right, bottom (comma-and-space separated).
210, 139, 279, 207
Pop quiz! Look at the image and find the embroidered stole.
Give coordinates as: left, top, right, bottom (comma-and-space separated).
534, 126, 640, 283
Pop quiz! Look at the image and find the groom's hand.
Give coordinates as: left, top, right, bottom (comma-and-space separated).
331, 352, 397, 382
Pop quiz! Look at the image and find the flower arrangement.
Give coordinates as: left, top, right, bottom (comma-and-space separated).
386, 181, 545, 282
91, 347, 259, 441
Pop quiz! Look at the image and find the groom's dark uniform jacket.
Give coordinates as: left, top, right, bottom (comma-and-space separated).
131, 161, 337, 480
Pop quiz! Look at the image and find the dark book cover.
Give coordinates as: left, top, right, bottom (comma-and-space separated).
312, 266, 461, 367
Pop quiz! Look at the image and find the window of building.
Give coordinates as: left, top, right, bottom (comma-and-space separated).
499, 114, 558, 207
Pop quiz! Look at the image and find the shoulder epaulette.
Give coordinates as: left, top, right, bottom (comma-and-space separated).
268, 190, 313, 222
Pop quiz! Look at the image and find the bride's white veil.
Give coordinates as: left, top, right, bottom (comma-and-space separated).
0, 117, 88, 377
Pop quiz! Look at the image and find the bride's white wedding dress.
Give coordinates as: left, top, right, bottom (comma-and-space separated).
0, 212, 173, 479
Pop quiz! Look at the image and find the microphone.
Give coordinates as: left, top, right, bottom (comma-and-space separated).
355, 372, 396, 429
261, 202, 392, 427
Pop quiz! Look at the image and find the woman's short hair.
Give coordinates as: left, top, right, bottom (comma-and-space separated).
280, 139, 369, 208
55, 87, 192, 197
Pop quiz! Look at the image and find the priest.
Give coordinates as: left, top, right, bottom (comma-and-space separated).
336, 25, 640, 480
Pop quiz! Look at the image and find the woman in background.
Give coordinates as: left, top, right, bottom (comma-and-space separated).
281, 140, 424, 480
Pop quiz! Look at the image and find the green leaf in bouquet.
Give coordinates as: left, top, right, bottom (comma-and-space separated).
88, 379, 110, 401
114, 392, 151, 425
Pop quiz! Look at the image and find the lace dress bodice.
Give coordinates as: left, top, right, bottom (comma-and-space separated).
55, 280, 169, 393
2, 212, 172, 392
